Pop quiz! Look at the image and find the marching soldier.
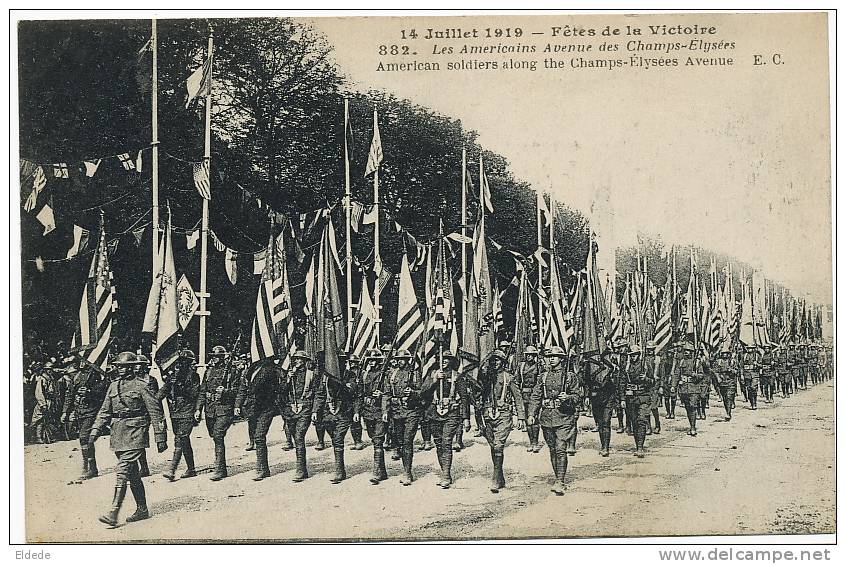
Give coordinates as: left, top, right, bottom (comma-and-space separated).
517, 345, 542, 452
528, 346, 582, 496
346, 355, 366, 451
471, 350, 525, 493
670, 341, 709, 436
612, 341, 631, 434
643, 341, 662, 434
808, 344, 820, 386
799, 344, 810, 389
663, 343, 678, 419
387, 348, 424, 486
740, 345, 760, 410
619, 345, 656, 458
194, 345, 237, 481
712, 348, 738, 421
235, 356, 281, 481
237, 359, 257, 452
760, 345, 777, 403
776, 345, 792, 398
88, 351, 168, 527
61, 357, 109, 479
279, 350, 322, 483
583, 346, 617, 457
788, 344, 801, 393
159, 349, 201, 481
421, 350, 470, 489
360, 348, 390, 484
313, 358, 362, 484
132, 353, 157, 478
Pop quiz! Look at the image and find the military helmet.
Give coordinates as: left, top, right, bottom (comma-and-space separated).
395, 349, 413, 359
683, 342, 696, 352
347, 354, 361, 364
545, 346, 567, 358
366, 348, 384, 360
180, 349, 197, 361
135, 353, 150, 365
112, 351, 138, 365
646, 340, 656, 350
524, 345, 539, 356
210, 345, 228, 356
491, 350, 508, 362
629, 345, 642, 355
380, 343, 392, 354
442, 350, 456, 360
292, 350, 311, 362
498, 340, 512, 348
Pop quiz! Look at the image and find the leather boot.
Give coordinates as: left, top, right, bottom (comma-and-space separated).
399, 446, 414, 486
496, 451, 506, 489
292, 446, 308, 482
315, 427, 327, 451
180, 440, 197, 478
99, 477, 127, 527
253, 443, 270, 481
441, 447, 453, 489
86, 456, 99, 479
351, 424, 364, 450
551, 454, 568, 496
435, 445, 446, 486
163, 446, 183, 481
80, 447, 90, 477
331, 447, 347, 484
600, 428, 610, 457
489, 450, 501, 493
210, 441, 228, 481
370, 446, 388, 484
125, 471, 150, 523
138, 452, 150, 478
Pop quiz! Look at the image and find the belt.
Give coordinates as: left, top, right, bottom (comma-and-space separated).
114, 410, 145, 419
541, 398, 561, 409
626, 384, 645, 393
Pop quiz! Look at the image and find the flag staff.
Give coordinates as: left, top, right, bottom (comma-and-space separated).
151, 18, 160, 273
536, 192, 544, 349
344, 98, 353, 334
198, 27, 214, 375
372, 109, 381, 343
461, 147, 467, 334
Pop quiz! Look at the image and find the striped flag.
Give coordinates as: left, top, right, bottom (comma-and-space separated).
365, 109, 383, 176
71, 223, 117, 371
543, 249, 574, 351
193, 161, 211, 200
250, 229, 296, 369
346, 274, 378, 358
479, 158, 494, 213
473, 215, 495, 361
395, 251, 424, 352
185, 55, 212, 108
492, 279, 504, 336
151, 218, 180, 372
582, 237, 608, 355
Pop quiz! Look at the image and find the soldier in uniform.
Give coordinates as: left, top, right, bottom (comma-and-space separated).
612, 341, 630, 434
61, 357, 109, 479
386, 348, 424, 486
360, 348, 390, 484
808, 344, 820, 386
643, 341, 662, 434
235, 356, 281, 481
132, 353, 157, 477
618, 345, 656, 457
788, 344, 801, 393
279, 350, 322, 482
760, 345, 776, 403
670, 341, 709, 436
421, 350, 470, 489
583, 345, 617, 457
528, 346, 583, 496
471, 350, 525, 493
88, 351, 168, 526
313, 356, 362, 484
517, 345, 542, 452
776, 345, 792, 398
158, 349, 201, 481
663, 343, 678, 419
740, 345, 760, 410
194, 345, 236, 481
346, 355, 366, 451
237, 359, 257, 452
712, 349, 738, 421
798, 344, 810, 390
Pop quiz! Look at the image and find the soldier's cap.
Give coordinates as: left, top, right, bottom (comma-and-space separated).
719, 349, 731, 356
365, 351, 384, 361
180, 349, 197, 361
395, 349, 413, 359
646, 341, 656, 350
545, 346, 567, 358
498, 340, 512, 348
347, 355, 361, 364
491, 350, 509, 362
210, 345, 228, 356
292, 350, 312, 361
682, 342, 696, 352
441, 350, 456, 360
134, 353, 150, 365
380, 343, 393, 353
524, 345, 539, 355
112, 351, 138, 365
629, 345, 642, 355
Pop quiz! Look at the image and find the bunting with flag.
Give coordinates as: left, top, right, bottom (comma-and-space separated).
250, 228, 296, 368
185, 55, 212, 108
193, 161, 211, 200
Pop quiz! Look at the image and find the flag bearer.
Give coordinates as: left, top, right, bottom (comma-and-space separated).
279, 350, 322, 482
740, 345, 760, 410
346, 356, 366, 450
235, 356, 281, 481
712, 349, 738, 421
132, 353, 157, 477
313, 356, 362, 484
670, 341, 709, 436
387, 349, 424, 485
360, 349, 390, 484
194, 345, 237, 481
619, 345, 656, 457
583, 346, 617, 457
517, 346, 542, 452
159, 349, 201, 481
644, 341, 662, 434
61, 356, 109, 480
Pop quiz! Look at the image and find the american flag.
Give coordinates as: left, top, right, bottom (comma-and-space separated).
346, 275, 378, 359
250, 229, 295, 369
365, 110, 383, 177
395, 251, 424, 352
70, 223, 116, 371
193, 161, 211, 200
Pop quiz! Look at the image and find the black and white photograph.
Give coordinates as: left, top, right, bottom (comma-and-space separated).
10, 8, 836, 546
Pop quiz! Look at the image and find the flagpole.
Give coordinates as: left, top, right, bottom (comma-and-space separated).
151, 18, 159, 274
198, 28, 214, 375
372, 109, 381, 343
344, 98, 353, 335
536, 192, 543, 348
461, 147, 467, 335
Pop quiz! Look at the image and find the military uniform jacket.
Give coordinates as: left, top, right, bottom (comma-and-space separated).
387, 367, 423, 419
528, 367, 582, 427
671, 357, 709, 395
713, 358, 738, 387
618, 359, 656, 400
360, 367, 389, 420
91, 377, 167, 452
196, 365, 236, 417
760, 354, 776, 379
740, 356, 760, 383
158, 370, 201, 420
235, 362, 281, 415
422, 369, 470, 421
62, 366, 109, 419
314, 372, 361, 420
583, 354, 617, 402
279, 365, 321, 419
471, 368, 526, 421
517, 361, 540, 401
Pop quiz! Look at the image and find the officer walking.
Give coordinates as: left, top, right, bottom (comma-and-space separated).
279, 350, 322, 482
670, 342, 709, 436
516, 346, 542, 452
313, 356, 362, 484
528, 346, 583, 496
235, 355, 281, 481
421, 350, 470, 489
61, 357, 109, 479
159, 349, 201, 481
194, 345, 236, 481
386, 349, 424, 486
712, 349, 738, 421
359, 348, 390, 484
88, 351, 168, 526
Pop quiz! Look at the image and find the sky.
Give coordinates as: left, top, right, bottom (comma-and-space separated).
308, 12, 832, 305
